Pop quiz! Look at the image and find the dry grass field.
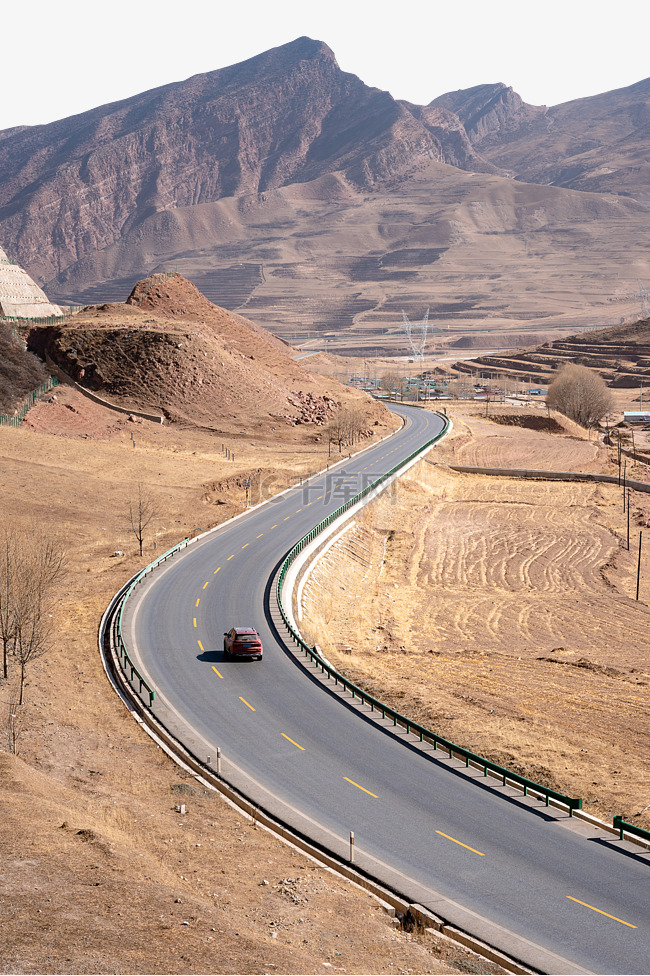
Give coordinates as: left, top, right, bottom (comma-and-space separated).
300, 404, 650, 830
0, 387, 500, 976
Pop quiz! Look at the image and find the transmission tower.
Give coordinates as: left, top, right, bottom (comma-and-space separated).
401, 308, 430, 360
636, 280, 649, 318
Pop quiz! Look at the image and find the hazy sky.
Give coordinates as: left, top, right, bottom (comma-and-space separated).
3, 0, 647, 130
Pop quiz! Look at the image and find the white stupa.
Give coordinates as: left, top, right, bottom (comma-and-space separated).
0, 246, 62, 318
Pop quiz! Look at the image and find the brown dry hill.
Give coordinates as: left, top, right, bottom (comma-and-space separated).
452, 315, 650, 387
28, 273, 387, 436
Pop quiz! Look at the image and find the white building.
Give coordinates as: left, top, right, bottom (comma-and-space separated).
0, 246, 62, 318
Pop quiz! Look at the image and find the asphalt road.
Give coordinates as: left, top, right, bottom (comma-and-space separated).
123, 405, 650, 974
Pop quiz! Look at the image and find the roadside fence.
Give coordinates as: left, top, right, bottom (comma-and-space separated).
0, 376, 59, 427
114, 537, 191, 705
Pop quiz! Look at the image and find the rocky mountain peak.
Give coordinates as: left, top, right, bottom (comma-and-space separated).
430, 82, 546, 147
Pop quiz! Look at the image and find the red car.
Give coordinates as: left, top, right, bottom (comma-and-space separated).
223, 627, 263, 660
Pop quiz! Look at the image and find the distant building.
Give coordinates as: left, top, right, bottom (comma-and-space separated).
623, 411, 650, 424
0, 246, 62, 318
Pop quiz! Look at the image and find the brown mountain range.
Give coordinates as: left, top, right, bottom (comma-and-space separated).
1, 37, 649, 352
433, 78, 650, 199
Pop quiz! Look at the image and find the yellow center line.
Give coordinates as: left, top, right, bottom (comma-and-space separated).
436, 830, 484, 856
241, 543, 249, 549
283, 516, 291, 521
344, 776, 378, 798
281, 733, 305, 751
295, 508, 302, 513
566, 896, 637, 928
239, 697, 256, 711
211, 665, 223, 679
270, 524, 278, 530
195, 598, 200, 607
214, 566, 220, 574
193, 617, 197, 628
316, 495, 322, 500
203, 581, 209, 589
197, 639, 204, 652
227, 554, 234, 560
256, 533, 264, 538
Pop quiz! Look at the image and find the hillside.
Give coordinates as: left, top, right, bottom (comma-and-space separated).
452, 315, 650, 387
0, 322, 49, 413
0, 39, 648, 353
435, 78, 650, 200
28, 273, 388, 436
0, 37, 488, 288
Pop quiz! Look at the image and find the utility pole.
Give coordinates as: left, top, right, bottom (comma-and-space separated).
637, 531, 643, 601
627, 489, 631, 550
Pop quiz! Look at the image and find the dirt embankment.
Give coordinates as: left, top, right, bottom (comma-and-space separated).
300, 404, 650, 830
26, 274, 389, 439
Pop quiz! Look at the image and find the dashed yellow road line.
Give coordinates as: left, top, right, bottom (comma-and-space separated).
195, 598, 200, 607
214, 567, 220, 574
227, 554, 234, 560
211, 665, 223, 679
197, 639, 204, 652
241, 543, 249, 549
295, 508, 302, 513
256, 533, 264, 539
436, 831, 484, 856
281, 733, 305, 751
270, 524, 278, 530
344, 777, 378, 798
193, 617, 197, 628
566, 896, 636, 928
283, 516, 291, 521
239, 697, 256, 711
203, 581, 209, 589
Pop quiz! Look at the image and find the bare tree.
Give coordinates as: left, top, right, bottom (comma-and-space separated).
0, 522, 65, 703
380, 371, 400, 394
128, 483, 158, 556
328, 407, 366, 453
546, 364, 613, 429
14, 531, 65, 704
13, 587, 50, 705
0, 524, 18, 680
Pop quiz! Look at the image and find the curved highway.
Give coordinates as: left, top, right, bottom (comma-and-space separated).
123, 405, 650, 975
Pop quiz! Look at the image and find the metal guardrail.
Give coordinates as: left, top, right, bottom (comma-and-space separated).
613, 816, 650, 844
276, 413, 584, 817
114, 537, 191, 705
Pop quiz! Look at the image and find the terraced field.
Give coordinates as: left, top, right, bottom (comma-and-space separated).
300, 404, 650, 823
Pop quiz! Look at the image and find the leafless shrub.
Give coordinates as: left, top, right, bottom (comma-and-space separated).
545, 364, 613, 429
3, 682, 23, 753
0, 324, 48, 413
